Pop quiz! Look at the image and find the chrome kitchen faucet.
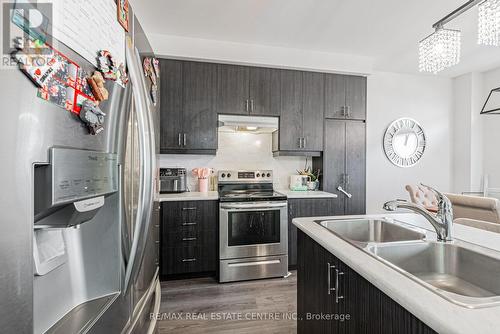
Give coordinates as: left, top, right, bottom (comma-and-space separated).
383, 184, 453, 242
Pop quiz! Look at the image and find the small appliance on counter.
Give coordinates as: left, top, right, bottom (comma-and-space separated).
289, 174, 310, 191
160, 168, 187, 193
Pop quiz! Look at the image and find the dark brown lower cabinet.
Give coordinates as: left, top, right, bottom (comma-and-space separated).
288, 198, 338, 269
160, 200, 218, 277
297, 230, 436, 334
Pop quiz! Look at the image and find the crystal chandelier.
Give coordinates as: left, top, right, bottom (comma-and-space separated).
478, 0, 500, 46
419, 28, 461, 74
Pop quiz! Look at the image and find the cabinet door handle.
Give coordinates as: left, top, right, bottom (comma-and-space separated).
182, 222, 197, 226
335, 268, 345, 303
327, 262, 336, 295
245, 99, 249, 112
303, 137, 307, 149
183, 133, 187, 146
182, 237, 197, 241
250, 99, 254, 112
346, 106, 351, 118
182, 258, 197, 262
337, 186, 353, 199
340, 106, 346, 117
178, 133, 182, 147
182, 207, 197, 211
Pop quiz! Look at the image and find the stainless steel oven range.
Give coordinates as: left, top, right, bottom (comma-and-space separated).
218, 170, 288, 283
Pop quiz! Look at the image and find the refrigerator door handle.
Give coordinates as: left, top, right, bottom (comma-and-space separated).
123, 39, 156, 295
146, 279, 162, 334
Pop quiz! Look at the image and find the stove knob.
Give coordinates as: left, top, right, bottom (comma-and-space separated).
262, 174, 266, 178
227, 173, 231, 178
221, 173, 226, 178
267, 173, 271, 177
256, 173, 260, 177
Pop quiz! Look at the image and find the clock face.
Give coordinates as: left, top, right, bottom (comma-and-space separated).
383, 118, 426, 168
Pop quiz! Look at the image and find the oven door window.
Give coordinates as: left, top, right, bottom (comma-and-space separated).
227, 210, 280, 246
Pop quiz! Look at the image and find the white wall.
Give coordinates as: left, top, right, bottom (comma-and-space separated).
366, 72, 453, 213
159, 131, 307, 191
479, 67, 500, 187
451, 72, 484, 194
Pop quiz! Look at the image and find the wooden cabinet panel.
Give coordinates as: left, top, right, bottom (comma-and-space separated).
160, 200, 218, 277
162, 245, 216, 275
288, 198, 337, 268
345, 121, 366, 215
322, 119, 366, 215
159, 59, 218, 153
249, 67, 281, 116
217, 64, 250, 115
297, 227, 331, 334
160, 59, 183, 150
325, 74, 346, 119
323, 120, 347, 214
302, 72, 324, 151
325, 74, 366, 121
345, 75, 367, 120
297, 230, 437, 334
182, 61, 218, 150
279, 70, 303, 151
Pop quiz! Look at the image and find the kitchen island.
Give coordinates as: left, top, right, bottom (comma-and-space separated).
293, 213, 500, 334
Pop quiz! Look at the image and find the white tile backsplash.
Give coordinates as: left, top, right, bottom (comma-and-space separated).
159, 132, 308, 191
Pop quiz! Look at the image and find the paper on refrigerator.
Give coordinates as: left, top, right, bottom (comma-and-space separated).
50, 0, 126, 67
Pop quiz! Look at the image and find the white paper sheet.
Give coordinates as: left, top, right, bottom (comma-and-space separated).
51, 0, 125, 67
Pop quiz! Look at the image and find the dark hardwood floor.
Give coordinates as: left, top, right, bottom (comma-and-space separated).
158, 272, 297, 334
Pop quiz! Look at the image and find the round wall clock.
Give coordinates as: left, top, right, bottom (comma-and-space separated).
383, 118, 426, 168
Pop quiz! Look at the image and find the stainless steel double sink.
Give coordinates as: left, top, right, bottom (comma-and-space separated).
317, 218, 500, 308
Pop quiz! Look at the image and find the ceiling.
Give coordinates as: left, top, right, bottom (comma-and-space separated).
130, 0, 500, 77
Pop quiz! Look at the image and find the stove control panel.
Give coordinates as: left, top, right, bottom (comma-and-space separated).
218, 170, 273, 183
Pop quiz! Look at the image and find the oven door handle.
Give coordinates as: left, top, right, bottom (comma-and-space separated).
220, 202, 287, 210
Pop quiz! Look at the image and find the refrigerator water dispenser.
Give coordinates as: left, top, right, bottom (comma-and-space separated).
34, 147, 118, 228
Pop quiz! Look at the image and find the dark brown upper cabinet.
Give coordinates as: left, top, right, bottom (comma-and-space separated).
217, 65, 250, 115
325, 74, 366, 120
273, 70, 324, 155
217, 64, 281, 116
160, 59, 218, 154
160, 59, 183, 151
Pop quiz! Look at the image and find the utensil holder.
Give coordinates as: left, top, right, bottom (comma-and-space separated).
198, 178, 208, 192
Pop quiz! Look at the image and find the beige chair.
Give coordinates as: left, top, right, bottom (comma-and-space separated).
444, 193, 500, 225
454, 218, 500, 234
405, 184, 438, 212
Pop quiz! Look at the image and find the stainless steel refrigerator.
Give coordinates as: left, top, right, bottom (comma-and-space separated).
0, 4, 161, 334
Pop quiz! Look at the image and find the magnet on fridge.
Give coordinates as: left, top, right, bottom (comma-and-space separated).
150, 84, 157, 106
80, 100, 106, 135
87, 71, 109, 103
152, 58, 160, 78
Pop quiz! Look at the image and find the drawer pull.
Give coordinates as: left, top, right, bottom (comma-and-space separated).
228, 259, 280, 267
182, 222, 197, 226
182, 207, 197, 211
182, 237, 197, 241
182, 258, 197, 262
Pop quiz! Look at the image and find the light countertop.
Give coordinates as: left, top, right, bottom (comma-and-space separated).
157, 191, 219, 202
293, 213, 500, 334
278, 189, 338, 199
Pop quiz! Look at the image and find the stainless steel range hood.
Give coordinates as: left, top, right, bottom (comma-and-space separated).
218, 115, 279, 133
